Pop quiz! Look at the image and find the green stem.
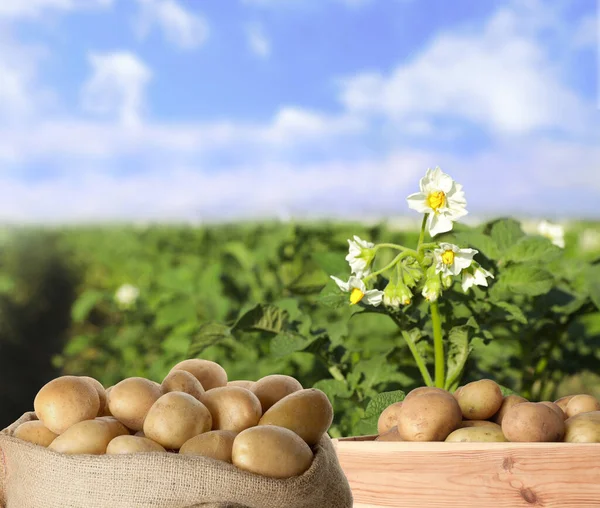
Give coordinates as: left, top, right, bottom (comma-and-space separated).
363, 250, 417, 282
374, 243, 412, 252
417, 215, 428, 251
401, 330, 434, 387
419, 242, 438, 251
430, 301, 445, 388
328, 365, 346, 382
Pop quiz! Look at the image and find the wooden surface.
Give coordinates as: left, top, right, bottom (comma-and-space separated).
333, 437, 600, 507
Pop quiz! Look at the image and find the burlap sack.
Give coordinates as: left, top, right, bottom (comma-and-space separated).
0, 412, 352, 508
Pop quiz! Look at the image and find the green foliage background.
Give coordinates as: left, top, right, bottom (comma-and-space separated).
0, 220, 598, 434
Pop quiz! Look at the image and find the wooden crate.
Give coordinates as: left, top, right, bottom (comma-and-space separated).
333, 435, 600, 507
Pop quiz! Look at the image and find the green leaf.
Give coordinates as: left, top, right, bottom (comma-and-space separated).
71, 289, 104, 323
188, 322, 231, 358
498, 385, 519, 397
232, 304, 288, 334
588, 265, 600, 311
490, 219, 525, 253
496, 265, 554, 296
364, 390, 406, 418
504, 236, 562, 264
313, 379, 352, 400
312, 251, 349, 278
493, 301, 528, 324
454, 231, 501, 260
269, 330, 312, 357
317, 282, 348, 309
445, 326, 472, 390
155, 298, 197, 329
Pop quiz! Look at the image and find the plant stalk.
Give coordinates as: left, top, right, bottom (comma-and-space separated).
430, 301, 445, 388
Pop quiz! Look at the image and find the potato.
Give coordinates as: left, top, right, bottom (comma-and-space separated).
180, 430, 237, 462
201, 386, 262, 433
396, 392, 462, 441
170, 359, 227, 391
446, 426, 507, 442
250, 375, 303, 413
95, 416, 130, 438
228, 380, 255, 390
34, 375, 100, 434
555, 395, 576, 414
460, 420, 501, 429
404, 387, 451, 401
377, 402, 403, 435
375, 427, 403, 441
565, 394, 600, 418
258, 388, 333, 446
502, 402, 565, 442
564, 411, 600, 443
161, 370, 205, 401
106, 435, 166, 454
48, 419, 114, 455
80, 376, 107, 416
143, 392, 212, 449
99, 386, 113, 416
232, 425, 313, 479
492, 394, 528, 425
13, 421, 58, 447
108, 377, 162, 431
539, 401, 566, 420
455, 379, 503, 420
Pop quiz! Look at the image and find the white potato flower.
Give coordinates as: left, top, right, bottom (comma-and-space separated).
114, 284, 140, 307
330, 275, 383, 307
537, 220, 565, 248
406, 167, 468, 237
461, 265, 494, 292
433, 243, 477, 277
345, 235, 375, 278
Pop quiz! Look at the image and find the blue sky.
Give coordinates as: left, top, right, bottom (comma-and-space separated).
0, 0, 598, 222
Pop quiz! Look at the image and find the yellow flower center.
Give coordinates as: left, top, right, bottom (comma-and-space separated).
350, 288, 365, 305
441, 250, 455, 265
427, 190, 446, 212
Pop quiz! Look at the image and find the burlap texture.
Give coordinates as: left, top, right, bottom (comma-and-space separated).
0, 412, 352, 508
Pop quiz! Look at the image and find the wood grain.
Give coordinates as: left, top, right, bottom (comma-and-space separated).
333, 437, 600, 507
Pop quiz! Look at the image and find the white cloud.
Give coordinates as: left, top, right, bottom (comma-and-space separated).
0, 0, 112, 19
81, 52, 152, 127
134, 0, 209, 50
246, 23, 271, 58
339, 1, 587, 135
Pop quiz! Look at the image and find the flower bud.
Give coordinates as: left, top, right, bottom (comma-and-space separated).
442, 275, 453, 289
421, 267, 442, 302
383, 280, 413, 308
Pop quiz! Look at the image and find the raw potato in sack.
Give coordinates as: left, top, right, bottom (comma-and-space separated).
0, 412, 352, 508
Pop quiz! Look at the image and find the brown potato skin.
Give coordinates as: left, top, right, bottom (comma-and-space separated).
455, 379, 503, 420
258, 388, 333, 446
445, 426, 507, 442
108, 377, 163, 431
460, 420, 501, 429
554, 395, 576, 414
250, 375, 303, 413
143, 392, 212, 450
404, 387, 452, 402
539, 401, 566, 420
564, 411, 600, 443
375, 426, 403, 441
180, 430, 238, 462
228, 380, 255, 390
106, 435, 166, 454
13, 421, 58, 447
161, 370, 205, 401
232, 425, 313, 479
170, 359, 227, 391
492, 395, 528, 425
48, 419, 114, 455
202, 387, 262, 433
396, 392, 462, 442
34, 376, 100, 435
377, 402, 403, 435
80, 377, 107, 417
502, 402, 565, 442
95, 416, 131, 438
565, 394, 600, 418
